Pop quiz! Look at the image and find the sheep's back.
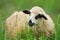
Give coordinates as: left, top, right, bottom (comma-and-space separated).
5, 11, 29, 37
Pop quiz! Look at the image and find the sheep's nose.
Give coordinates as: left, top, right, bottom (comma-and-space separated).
28, 20, 34, 26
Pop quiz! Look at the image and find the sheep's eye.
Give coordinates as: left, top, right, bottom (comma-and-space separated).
35, 14, 41, 20
35, 16, 37, 19
35, 16, 38, 20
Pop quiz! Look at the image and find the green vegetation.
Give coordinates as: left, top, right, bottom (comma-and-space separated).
0, 0, 60, 40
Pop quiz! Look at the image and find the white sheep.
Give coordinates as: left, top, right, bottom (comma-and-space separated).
23, 6, 55, 40
5, 11, 29, 39
5, 6, 55, 40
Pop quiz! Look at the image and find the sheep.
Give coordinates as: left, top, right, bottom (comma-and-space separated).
23, 6, 55, 40
5, 11, 29, 39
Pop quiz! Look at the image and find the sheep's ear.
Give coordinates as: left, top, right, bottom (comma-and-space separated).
23, 10, 30, 14
38, 14, 47, 20
40, 14, 47, 20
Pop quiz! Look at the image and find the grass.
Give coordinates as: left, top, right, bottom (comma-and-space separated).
0, 0, 60, 40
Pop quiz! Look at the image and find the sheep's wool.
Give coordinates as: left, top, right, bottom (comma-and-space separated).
30, 6, 55, 37
5, 11, 29, 37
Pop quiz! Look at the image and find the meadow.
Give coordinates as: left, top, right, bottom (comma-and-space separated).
0, 0, 60, 40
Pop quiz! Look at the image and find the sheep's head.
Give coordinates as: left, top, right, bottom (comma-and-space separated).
23, 6, 47, 27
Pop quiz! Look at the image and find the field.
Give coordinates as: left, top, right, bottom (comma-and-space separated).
0, 0, 60, 40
